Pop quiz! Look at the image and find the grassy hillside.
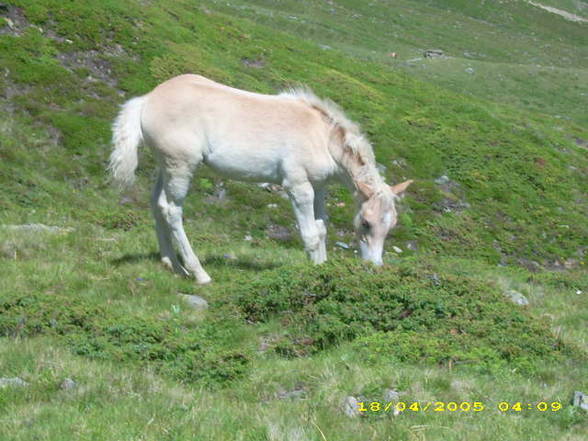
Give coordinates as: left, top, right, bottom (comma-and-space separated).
0, 0, 587, 440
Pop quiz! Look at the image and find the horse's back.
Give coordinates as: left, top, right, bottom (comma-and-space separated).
141, 75, 336, 182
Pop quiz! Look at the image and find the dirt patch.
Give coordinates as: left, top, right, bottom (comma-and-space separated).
56, 49, 119, 87
0, 3, 29, 36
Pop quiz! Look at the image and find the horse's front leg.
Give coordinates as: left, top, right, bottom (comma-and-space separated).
313, 186, 328, 263
286, 181, 325, 264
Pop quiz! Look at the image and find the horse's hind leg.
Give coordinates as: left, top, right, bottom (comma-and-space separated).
151, 170, 189, 276
313, 185, 328, 263
160, 166, 212, 284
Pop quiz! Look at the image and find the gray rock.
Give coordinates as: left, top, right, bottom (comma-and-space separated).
504, 290, 529, 306
572, 391, 588, 411
465, 67, 475, 74
424, 49, 444, 58
276, 385, 307, 400
406, 240, 418, 251
335, 241, 350, 250
266, 224, 292, 241
60, 378, 77, 391
0, 377, 28, 388
383, 388, 400, 402
434, 175, 450, 185
342, 396, 362, 417
178, 294, 209, 310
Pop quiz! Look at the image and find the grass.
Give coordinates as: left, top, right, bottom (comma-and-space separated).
0, 0, 587, 439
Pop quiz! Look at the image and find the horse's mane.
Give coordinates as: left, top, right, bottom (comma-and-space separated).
279, 87, 376, 165
280, 87, 389, 196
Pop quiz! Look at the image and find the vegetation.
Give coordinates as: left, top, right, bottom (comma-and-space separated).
0, 0, 586, 439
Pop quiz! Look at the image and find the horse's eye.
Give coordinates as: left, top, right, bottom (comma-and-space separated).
361, 219, 371, 230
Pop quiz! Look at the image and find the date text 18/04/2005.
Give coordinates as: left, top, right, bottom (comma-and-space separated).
357, 401, 563, 413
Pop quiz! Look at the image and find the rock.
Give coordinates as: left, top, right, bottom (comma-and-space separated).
60, 378, 77, 390
383, 388, 400, 402
434, 175, 450, 185
576, 290, 583, 295
465, 67, 475, 74
504, 290, 529, 306
267, 203, 278, 209
0, 377, 28, 388
428, 273, 441, 286
406, 240, 418, 251
335, 241, 350, 250
244, 234, 253, 241
319, 44, 332, 50
572, 391, 588, 411
241, 58, 265, 68
276, 385, 307, 400
266, 224, 292, 241
342, 396, 362, 417
424, 49, 444, 58
392, 246, 403, 254
178, 294, 209, 310
2, 224, 74, 233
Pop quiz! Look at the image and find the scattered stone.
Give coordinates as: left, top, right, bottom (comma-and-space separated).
576, 290, 583, 295
241, 57, 266, 68
276, 385, 307, 400
424, 49, 444, 58
428, 273, 441, 286
2, 224, 74, 233
465, 67, 475, 74
383, 388, 400, 402
571, 391, 588, 411
335, 241, 350, 250
266, 224, 292, 241
392, 158, 407, 168
504, 290, 529, 306
267, 203, 278, 209
244, 234, 253, 241
178, 294, 209, 310
406, 240, 418, 251
392, 246, 403, 254
342, 396, 362, 417
60, 378, 77, 391
0, 377, 28, 388
434, 175, 450, 185
335, 202, 346, 207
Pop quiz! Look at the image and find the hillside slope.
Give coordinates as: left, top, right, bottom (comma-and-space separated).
0, 1, 587, 440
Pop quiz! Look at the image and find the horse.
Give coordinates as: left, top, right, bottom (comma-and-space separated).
109, 74, 412, 284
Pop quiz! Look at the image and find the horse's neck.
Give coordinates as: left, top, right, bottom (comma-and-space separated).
337, 150, 383, 200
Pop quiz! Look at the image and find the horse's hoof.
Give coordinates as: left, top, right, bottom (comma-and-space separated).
197, 274, 212, 285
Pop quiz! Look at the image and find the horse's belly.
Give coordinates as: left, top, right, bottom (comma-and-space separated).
203, 148, 282, 183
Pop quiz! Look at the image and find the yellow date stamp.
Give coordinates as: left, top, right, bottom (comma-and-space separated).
357, 401, 563, 413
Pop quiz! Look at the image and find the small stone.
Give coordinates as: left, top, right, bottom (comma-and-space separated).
504, 290, 529, 306
223, 252, 237, 260
434, 175, 450, 185
178, 294, 209, 310
267, 203, 278, 209
276, 386, 307, 400
465, 67, 475, 74
383, 388, 400, 402
572, 391, 588, 411
335, 202, 346, 207
335, 241, 350, 250
576, 290, 583, 295
0, 377, 28, 388
392, 246, 403, 254
60, 378, 77, 390
266, 225, 292, 241
342, 396, 362, 417
244, 234, 253, 241
406, 240, 418, 251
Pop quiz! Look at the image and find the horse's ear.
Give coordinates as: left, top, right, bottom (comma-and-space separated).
357, 181, 374, 198
390, 179, 413, 197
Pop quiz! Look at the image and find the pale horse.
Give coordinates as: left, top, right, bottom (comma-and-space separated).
109, 74, 413, 284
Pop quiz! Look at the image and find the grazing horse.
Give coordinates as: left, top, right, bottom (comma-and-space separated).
109, 74, 412, 284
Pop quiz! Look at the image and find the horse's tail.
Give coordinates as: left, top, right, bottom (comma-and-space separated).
108, 96, 145, 190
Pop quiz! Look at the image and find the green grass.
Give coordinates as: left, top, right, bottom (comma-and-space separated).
0, 0, 587, 439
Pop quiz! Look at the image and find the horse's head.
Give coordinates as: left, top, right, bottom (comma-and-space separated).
354, 180, 413, 265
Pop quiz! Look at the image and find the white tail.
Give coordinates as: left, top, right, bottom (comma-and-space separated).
108, 96, 145, 189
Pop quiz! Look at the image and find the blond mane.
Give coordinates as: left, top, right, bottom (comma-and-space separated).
280, 87, 387, 195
